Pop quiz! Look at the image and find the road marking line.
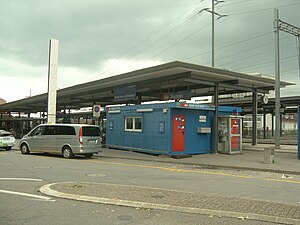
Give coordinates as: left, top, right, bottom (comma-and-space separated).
0, 189, 55, 201
0, 178, 43, 181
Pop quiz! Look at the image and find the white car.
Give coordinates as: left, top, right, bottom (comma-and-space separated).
0, 130, 15, 150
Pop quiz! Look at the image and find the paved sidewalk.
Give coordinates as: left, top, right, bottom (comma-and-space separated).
97, 144, 300, 175
40, 182, 300, 224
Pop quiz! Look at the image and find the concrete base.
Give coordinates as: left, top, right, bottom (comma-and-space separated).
171, 154, 192, 159
218, 151, 242, 155
264, 146, 275, 164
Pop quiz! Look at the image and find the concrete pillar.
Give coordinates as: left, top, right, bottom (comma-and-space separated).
271, 112, 274, 137
213, 82, 219, 153
263, 109, 266, 139
280, 113, 283, 136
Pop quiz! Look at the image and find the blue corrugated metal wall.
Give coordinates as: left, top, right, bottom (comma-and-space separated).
106, 107, 170, 154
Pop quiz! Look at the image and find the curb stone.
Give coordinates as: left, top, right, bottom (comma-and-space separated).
40, 182, 300, 225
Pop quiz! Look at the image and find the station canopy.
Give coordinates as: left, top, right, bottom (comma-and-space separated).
0, 61, 293, 113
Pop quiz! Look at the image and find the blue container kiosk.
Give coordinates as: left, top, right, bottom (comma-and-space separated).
106, 102, 242, 156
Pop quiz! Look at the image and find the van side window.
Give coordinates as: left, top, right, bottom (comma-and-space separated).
43, 126, 57, 135
58, 126, 76, 135
31, 126, 44, 136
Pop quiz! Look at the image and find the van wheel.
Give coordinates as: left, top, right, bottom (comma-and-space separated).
20, 144, 30, 154
6, 147, 12, 151
62, 146, 74, 159
84, 153, 93, 159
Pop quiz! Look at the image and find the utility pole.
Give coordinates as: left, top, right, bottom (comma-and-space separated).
212, 0, 215, 67
199, 1, 226, 153
274, 9, 280, 149
273, 9, 300, 148
298, 37, 300, 77
200, 0, 226, 67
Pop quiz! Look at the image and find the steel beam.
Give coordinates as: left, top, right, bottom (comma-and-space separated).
252, 89, 257, 145
213, 82, 219, 153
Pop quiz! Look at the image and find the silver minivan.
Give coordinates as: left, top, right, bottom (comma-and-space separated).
19, 124, 101, 158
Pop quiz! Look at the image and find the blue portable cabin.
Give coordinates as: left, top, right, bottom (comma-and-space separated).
105, 102, 242, 156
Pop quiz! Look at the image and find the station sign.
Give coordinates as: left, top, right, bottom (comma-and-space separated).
93, 105, 101, 118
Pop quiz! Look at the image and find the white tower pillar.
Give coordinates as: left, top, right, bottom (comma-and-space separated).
47, 39, 59, 124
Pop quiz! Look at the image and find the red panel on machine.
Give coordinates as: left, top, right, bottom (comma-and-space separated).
231, 119, 239, 134
231, 119, 240, 150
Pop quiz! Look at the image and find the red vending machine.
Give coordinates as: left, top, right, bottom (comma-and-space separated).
218, 116, 243, 154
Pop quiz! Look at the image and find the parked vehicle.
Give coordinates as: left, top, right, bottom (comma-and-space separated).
19, 124, 101, 158
0, 130, 15, 150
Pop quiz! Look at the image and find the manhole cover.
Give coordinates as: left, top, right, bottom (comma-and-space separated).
117, 215, 133, 221
86, 173, 108, 177
151, 194, 165, 199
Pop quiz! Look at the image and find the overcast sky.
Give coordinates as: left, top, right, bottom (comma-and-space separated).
0, 0, 300, 102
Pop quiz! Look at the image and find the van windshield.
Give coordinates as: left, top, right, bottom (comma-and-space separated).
82, 127, 100, 136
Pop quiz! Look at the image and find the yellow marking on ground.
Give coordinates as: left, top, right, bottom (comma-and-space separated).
263, 178, 300, 185
91, 160, 300, 184
89, 160, 254, 179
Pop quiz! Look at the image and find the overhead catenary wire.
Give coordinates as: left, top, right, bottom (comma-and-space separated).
182, 31, 272, 61
58, 0, 207, 88
183, 2, 299, 72
218, 0, 248, 7
220, 40, 294, 68
136, 22, 212, 66
217, 35, 290, 62
93, 13, 211, 79
58, 0, 300, 89
229, 2, 300, 16
234, 54, 298, 72
140, 1, 300, 75
220, 0, 283, 10
90, 16, 207, 80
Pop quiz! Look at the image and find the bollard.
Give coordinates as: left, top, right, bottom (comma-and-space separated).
264, 146, 275, 164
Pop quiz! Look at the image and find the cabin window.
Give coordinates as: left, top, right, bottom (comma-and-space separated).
125, 116, 142, 132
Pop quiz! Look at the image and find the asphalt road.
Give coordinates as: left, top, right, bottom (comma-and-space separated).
1, 149, 299, 225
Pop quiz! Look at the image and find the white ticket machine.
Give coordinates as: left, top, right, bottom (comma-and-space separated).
218, 116, 243, 154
